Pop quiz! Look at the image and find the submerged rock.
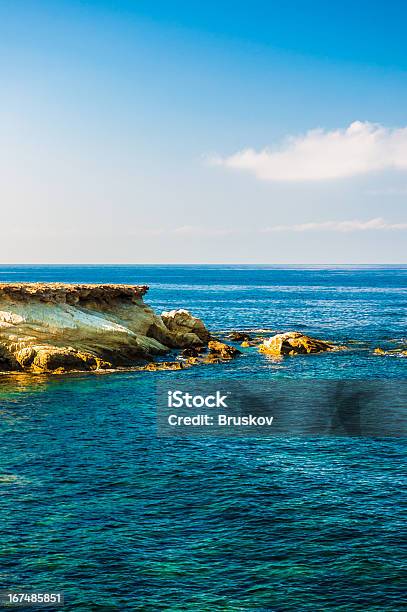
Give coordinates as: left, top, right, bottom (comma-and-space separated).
374, 347, 407, 356
184, 356, 201, 366
227, 331, 252, 342
0, 283, 211, 373
259, 331, 340, 356
140, 361, 184, 371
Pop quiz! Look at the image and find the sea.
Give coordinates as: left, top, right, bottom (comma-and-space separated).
0, 265, 406, 611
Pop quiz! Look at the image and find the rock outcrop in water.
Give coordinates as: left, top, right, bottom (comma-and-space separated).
0, 284, 350, 373
205, 340, 241, 361
374, 347, 407, 356
161, 309, 211, 346
0, 283, 210, 373
258, 331, 341, 356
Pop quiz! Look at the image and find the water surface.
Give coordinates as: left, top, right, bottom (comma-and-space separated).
0, 265, 406, 610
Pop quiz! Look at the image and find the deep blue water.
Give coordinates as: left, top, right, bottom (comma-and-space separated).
0, 266, 406, 610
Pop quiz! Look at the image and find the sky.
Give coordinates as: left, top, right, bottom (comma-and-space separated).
1, 0, 407, 263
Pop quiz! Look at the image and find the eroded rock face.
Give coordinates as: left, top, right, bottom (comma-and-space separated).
0, 283, 210, 373
161, 309, 210, 346
0, 345, 18, 371
259, 331, 340, 356
181, 346, 206, 358
0, 283, 149, 304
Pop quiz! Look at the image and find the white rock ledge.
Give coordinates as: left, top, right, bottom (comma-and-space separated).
0, 283, 210, 373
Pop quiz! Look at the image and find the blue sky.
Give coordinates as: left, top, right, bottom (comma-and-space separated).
1, 0, 407, 262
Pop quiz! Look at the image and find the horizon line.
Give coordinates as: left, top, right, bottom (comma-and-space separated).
0, 263, 406, 268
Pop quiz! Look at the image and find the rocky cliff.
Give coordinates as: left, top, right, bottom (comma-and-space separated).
0, 283, 209, 373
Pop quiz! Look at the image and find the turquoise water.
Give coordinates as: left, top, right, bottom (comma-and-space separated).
0, 266, 406, 610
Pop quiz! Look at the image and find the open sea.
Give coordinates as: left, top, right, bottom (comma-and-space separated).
0, 265, 406, 611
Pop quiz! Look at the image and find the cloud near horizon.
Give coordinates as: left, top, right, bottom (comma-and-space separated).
212, 121, 407, 181
136, 218, 407, 236
262, 218, 407, 232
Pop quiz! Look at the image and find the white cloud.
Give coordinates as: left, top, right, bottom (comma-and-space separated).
262, 218, 407, 232
134, 219, 407, 236
212, 121, 407, 181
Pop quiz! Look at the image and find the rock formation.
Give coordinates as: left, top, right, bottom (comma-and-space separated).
227, 331, 252, 342
259, 331, 341, 356
373, 347, 386, 355
0, 283, 210, 373
140, 361, 184, 371
161, 309, 210, 346
0, 284, 350, 374
205, 340, 241, 361
374, 347, 407, 356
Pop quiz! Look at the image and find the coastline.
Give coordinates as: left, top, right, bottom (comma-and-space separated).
0, 273, 405, 374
